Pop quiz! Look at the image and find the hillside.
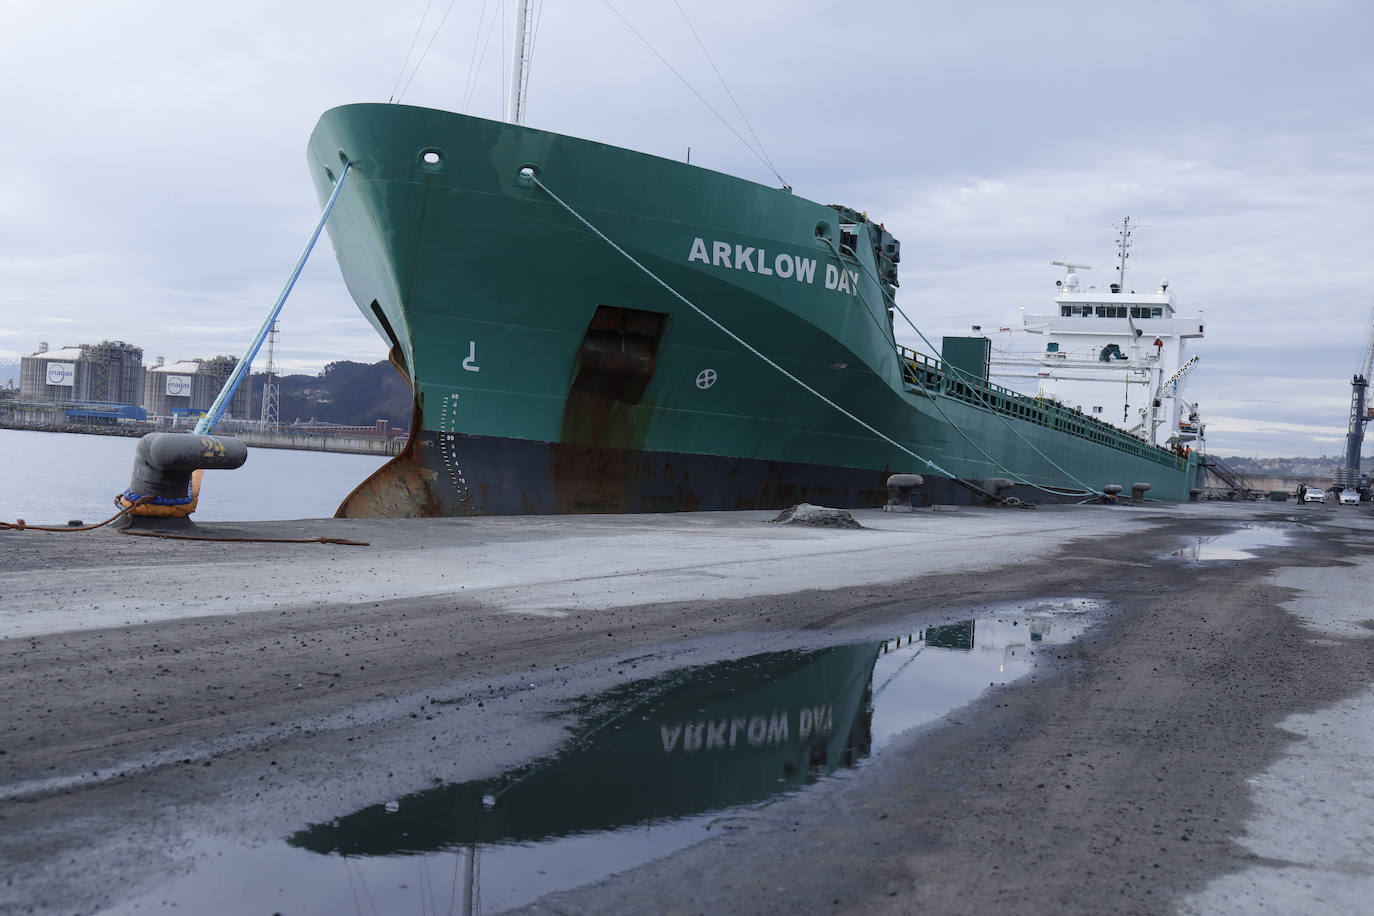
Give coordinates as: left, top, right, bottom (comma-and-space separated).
249, 360, 412, 429
1220, 455, 1371, 477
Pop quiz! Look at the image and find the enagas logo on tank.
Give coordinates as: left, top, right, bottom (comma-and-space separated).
45, 362, 75, 386
165, 375, 193, 397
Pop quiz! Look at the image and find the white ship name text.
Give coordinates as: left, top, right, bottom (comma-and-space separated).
687, 237, 858, 295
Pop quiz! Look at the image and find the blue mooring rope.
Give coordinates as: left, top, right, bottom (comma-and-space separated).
195, 160, 353, 435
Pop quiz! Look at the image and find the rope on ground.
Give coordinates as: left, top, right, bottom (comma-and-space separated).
1, 496, 368, 545
116, 529, 369, 546
0, 498, 150, 533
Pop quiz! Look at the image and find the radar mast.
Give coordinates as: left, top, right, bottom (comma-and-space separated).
1114, 216, 1133, 290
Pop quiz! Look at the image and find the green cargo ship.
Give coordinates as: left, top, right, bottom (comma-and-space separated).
307, 103, 1201, 516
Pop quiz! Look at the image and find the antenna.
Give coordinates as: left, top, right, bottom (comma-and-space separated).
1050, 260, 1092, 271
1114, 216, 1134, 289
508, 0, 533, 124
259, 320, 280, 431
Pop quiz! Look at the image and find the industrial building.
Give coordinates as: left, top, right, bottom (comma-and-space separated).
20, 341, 145, 406
5, 342, 255, 427
16, 341, 147, 422
144, 355, 253, 422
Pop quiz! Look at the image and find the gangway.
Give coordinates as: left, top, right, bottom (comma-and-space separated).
1198, 455, 1257, 500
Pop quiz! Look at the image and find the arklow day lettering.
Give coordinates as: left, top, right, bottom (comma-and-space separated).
687, 237, 858, 296
659, 704, 835, 753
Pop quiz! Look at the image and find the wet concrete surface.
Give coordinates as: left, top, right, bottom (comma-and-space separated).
2, 500, 1373, 913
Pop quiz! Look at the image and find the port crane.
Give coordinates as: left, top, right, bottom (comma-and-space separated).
1334, 309, 1374, 497
1153, 354, 1200, 444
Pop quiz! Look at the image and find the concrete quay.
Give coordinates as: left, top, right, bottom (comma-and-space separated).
2, 500, 1373, 914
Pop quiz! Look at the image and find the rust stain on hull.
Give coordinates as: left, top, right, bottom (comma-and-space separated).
553, 305, 667, 513
335, 351, 454, 519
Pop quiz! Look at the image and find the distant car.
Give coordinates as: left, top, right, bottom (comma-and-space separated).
1339, 489, 1360, 505
1303, 487, 1327, 504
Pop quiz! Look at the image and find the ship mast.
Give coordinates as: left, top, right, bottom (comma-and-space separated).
508, 0, 533, 124
1115, 216, 1132, 289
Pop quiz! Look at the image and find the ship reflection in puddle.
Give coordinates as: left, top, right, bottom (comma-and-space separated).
1171, 524, 1294, 561
113, 603, 1091, 915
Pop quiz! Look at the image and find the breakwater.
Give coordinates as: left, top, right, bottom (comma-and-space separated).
0, 420, 405, 456
234, 429, 405, 456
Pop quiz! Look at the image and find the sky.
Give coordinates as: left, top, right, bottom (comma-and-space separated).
1, 0, 1371, 457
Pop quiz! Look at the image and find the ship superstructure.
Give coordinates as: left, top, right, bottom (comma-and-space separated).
989, 219, 1205, 447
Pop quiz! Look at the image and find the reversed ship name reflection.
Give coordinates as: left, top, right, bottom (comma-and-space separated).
660, 706, 835, 753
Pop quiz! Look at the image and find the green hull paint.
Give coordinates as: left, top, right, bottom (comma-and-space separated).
308, 104, 1202, 516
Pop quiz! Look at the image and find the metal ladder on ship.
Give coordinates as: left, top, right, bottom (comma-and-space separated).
1198, 455, 1256, 500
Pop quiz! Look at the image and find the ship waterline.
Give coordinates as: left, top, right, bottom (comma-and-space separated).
309, 103, 1200, 516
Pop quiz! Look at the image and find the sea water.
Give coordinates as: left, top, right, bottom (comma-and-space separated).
0, 429, 390, 524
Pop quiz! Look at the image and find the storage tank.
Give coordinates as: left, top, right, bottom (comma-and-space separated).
19, 340, 144, 405
21, 344, 87, 403
144, 355, 253, 420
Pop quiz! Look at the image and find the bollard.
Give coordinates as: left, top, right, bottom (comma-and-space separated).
122, 432, 247, 523
1131, 481, 1151, 505
1101, 484, 1123, 503
982, 477, 1014, 505
883, 473, 924, 512
1189, 488, 1202, 502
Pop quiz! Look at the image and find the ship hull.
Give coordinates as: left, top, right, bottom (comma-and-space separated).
309, 104, 1202, 516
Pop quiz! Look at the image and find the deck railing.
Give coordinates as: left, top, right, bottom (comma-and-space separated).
899, 346, 1183, 470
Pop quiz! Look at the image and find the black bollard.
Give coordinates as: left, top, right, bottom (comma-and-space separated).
883, 474, 924, 512
982, 477, 1014, 505
122, 433, 247, 525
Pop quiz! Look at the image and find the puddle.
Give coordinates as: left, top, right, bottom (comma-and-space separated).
102, 601, 1094, 915
1171, 524, 1295, 561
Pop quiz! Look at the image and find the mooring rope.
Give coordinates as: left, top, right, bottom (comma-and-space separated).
195, 160, 352, 436
814, 249, 1054, 501
0, 498, 151, 533
820, 237, 1098, 498
853, 234, 1187, 504
116, 529, 369, 546
2, 496, 368, 545
529, 172, 1005, 503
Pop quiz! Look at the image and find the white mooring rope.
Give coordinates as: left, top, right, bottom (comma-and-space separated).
529, 171, 1005, 502
821, 237, 1106, 499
